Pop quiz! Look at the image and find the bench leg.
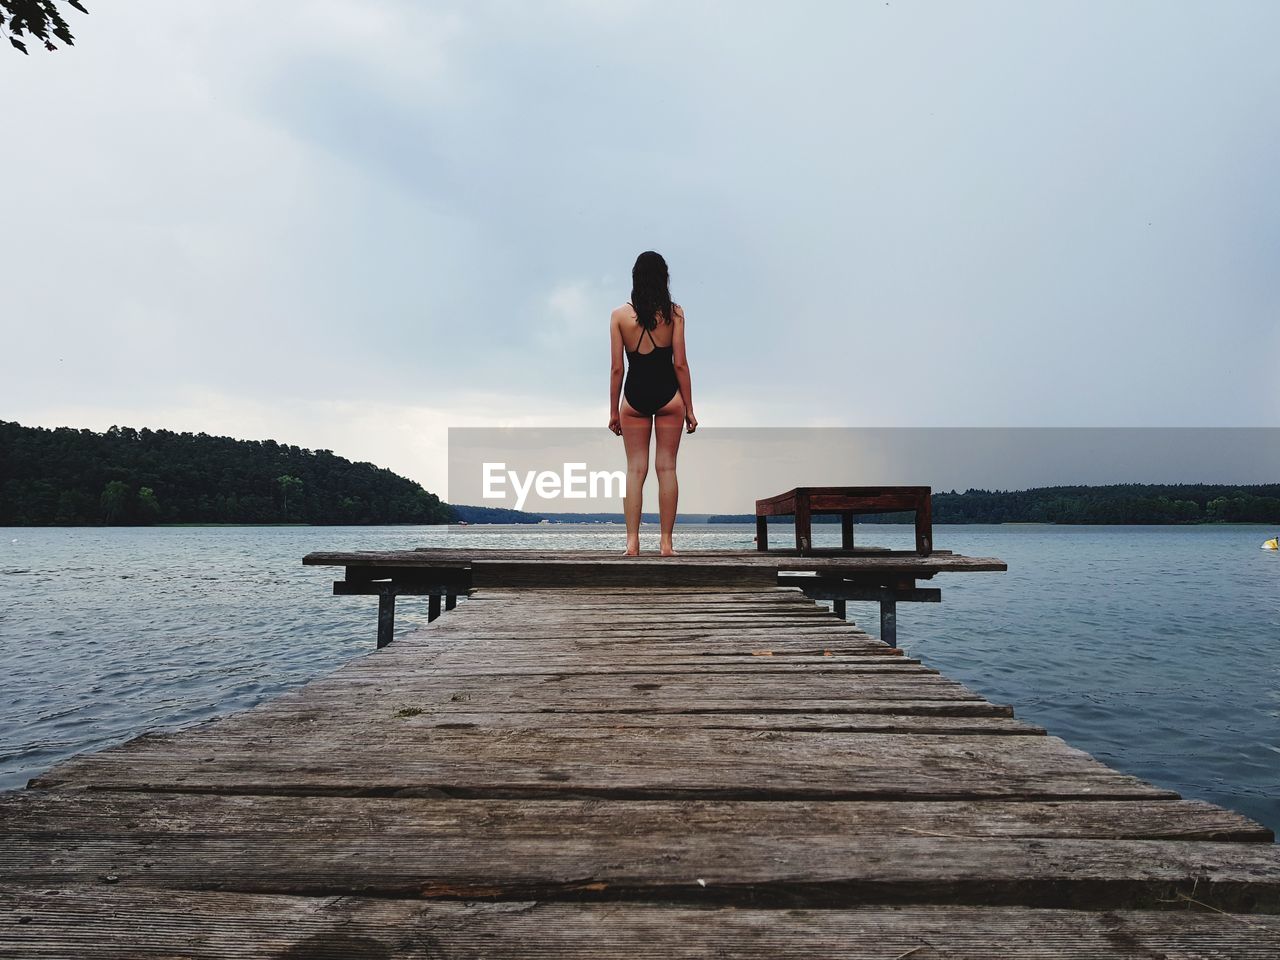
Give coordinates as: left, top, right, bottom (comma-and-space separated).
841, 512, 854, 550
832, 598, 847, 620
916, 495, 932, 555
795, 497, 812, 554
428, 594, 442, 622
445, 592, 457, 611
755, 515, 768, 551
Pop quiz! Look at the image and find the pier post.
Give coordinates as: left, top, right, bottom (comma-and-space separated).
446, 592, 457, 611
755, 515, 768, 551
832, 598, 847, 619
880, 595, 897, 648
377, 590, 396, 649
841, 512, 854, 550
428, 594, 442, 622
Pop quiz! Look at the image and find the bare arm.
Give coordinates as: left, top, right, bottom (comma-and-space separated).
608, 312, 625, 435
671, 305, 696, 433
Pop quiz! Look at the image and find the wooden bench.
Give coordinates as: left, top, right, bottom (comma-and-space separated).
755, 486, 933, 556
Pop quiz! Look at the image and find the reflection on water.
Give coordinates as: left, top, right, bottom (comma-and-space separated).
1, 522, 1277, 834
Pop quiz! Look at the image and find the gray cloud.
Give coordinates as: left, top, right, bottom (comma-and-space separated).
3, 1, 1278, 494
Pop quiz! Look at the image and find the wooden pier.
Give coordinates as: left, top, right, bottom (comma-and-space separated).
3, 548, 1280, 957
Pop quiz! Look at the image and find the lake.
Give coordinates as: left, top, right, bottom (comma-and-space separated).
1, 522, 1277, 834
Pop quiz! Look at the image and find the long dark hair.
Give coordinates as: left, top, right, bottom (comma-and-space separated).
630, 251, 674, 331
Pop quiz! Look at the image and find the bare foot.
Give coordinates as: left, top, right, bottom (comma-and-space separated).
659, 543, 677, 557
623, 542, 640, 556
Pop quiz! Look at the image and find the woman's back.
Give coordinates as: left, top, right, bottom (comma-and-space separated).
621, 301, 680, 418
623, 302, 676, 352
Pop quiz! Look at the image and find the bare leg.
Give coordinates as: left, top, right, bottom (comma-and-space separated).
619, 398, 652, 555
653, 393, 685, 556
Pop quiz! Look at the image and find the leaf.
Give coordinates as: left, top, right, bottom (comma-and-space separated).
9, 37, 28, 54
67, 1, 89, 12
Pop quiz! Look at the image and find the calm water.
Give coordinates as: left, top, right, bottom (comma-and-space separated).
1, 523, 1277, 833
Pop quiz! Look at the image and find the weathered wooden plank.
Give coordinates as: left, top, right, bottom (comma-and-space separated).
402, 617, 874, 636
239, 673, 987, 704
317, 639, 920, 671
29, 730, 1172, 800
425, 614, 858, 629
303, 549, 1008, 574
399, 641, 895, 660
404, 628, 891, 646
2, 793, 1267, 842
382, 649, 917, 668
4, 888, 1280, 958
15, 835, 1280, 912
186, 709, 1045, 736
105, 697, 1020, 725
8, 833, 1280, 909
390, 624, 891, 645
419, 616, 880, 632
416, 620, 877, 635
133, 676, 997, 721
347, 661, 934, 678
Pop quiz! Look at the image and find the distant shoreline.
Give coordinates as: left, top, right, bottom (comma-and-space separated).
7, 421, 1277, 529
450, 483, 1280, 527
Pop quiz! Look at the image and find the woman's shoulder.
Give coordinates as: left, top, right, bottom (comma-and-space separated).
612, 302, 637, 320
672, 302, 685, 321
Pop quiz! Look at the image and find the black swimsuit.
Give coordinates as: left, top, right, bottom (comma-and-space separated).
623, 306, 680, 416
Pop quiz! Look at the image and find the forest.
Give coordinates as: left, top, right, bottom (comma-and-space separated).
0, 420, 452, 526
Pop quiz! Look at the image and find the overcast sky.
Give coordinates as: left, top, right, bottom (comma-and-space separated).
3, 1, 1277, 498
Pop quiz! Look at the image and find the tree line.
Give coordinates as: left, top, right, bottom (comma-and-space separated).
926, 484, 1280, 524
0, 421, 452, 526
710, 484, 1280, 525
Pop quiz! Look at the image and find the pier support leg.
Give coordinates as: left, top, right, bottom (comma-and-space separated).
428, 594, 442, 622
445, 592, 457, 611
377, 591, 396, 649
841, 512, 854, 550
832, 598, 847, 620
880, 595, 897, 648
755, 515, 768, 551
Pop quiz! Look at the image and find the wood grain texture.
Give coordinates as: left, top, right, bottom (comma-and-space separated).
3, 888, 1280, 959
31, 728, 1157, 799
4, 793, 1266, 842
7, 834, 1280, 909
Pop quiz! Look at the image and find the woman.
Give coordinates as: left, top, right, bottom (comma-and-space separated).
608, 251, 697, 556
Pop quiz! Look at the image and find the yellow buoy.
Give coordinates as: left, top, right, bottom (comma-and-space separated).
1263, 537, 1279, 551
